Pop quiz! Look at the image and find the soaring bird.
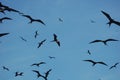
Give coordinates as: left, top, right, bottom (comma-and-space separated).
34, 30, 39, 38
89, 38, 118, 45
83, 60, 108, 66
2, 66, 9, 71
15, 71, 24, 77
0, 33, 9, 37
43, 69, 52, 80
101, 10, 120, 26
0, 17, 12, 23
31, 62, 46, 67
32, 70, 44, 78
109, 62, 119, 69
37, 39, 46, 48
19, 36, 27, 42
51, 34, 60, 47
48, 56, 55, 59
58, 18, 63, 22
22, 14, 45, 25
87, 50, 91, 55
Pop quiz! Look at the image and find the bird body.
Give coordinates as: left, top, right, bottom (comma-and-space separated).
15, 72, 23, 77
31, 62, 46, 67
87, 50, 91, 55
2, 66, 9, 71
37, 39, 46, 48
34, 30, 39, 38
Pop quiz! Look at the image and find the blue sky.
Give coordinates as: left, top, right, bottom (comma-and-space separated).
0, 0, 120, 80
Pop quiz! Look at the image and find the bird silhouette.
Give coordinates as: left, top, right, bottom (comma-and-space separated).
48, 56, 55, 59
51, 34, 60, 47
32, 70, 44, 78
19, 36, 27, 42
83, 60, 108, 66
0, 33, 9, 37
34, 30, 39, 38
37, 39, 46, 48
101, 10, 120, 26
89, 38, 118, 45
31, 62, 46, 67
2, 66, 9, 71
15, 71, 24, 77
22, 14, 45, 25
87, 50, 91, 55
109, 62, 119, 69
58, 18, 63, 22
0, 2, 23, 14
0, 17, 12, 23
43, 69, 52, 80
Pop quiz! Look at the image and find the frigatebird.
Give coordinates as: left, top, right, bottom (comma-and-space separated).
101, 10, 120, 26
51, 34, 60, 47
19, 36, 27, 42
34, 30, 39, 38
37, 39, 46, 48
31, 62, 46, 67
22, 14, 45, 25
0, 17, 12, 23
87, 50, 91, 55
83, 60, 108, 66
43, 69, 52, 80
0, 33, 9, 37
15, 71, 23, 77
109, 62, 119, 69
2, 66, 9, 71
89, 38, 118, 45
32, 70, 44, 78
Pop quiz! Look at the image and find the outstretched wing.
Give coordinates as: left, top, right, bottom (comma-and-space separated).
0, 33, 9, 37
53, 34, 57, 41
106, 39, 118, 42
89, 40, 102, 44
36, 19, 45, 25
22, 15, 33, 20
97, 62, 108, 66
83, 60, 95, 63
101, 10, 112, 20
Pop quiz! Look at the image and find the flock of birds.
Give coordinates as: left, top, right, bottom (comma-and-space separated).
0, 1, 120, 80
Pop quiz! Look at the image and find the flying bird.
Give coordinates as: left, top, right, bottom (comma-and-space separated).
2, 66, 9, 71
89, 38, 118, 45
87, 50, 91, 55
15, 71, 24, 77
83, 60, 108, 66
31, 62, 46, 67
22, 14, 45, 25
43, 69, 52, 80
101, 10, 120, 26
48, 56, 55, 59
34, 30, 39, 38
58, 18, 63, 22
32, 70, 44, 78
19, 36, 27, 42
51, 34, 60, 47
109, 62, 119, 70
0, 33, 9, 37
0, 17, 12, 23
37, 39, 46, 48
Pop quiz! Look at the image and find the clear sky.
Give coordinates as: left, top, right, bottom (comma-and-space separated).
0, 0, 120, 80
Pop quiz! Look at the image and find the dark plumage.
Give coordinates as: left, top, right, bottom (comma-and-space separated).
22, 14, 45, 25
87, 50, 91, 55
49, 56, 55, 59
58, 18, 63, 22
15, 71, 23, 77
89, 38, 118, 45
2, 66, 9, 71
37, 39, 46, 48
43, 69, 52, 80
101, 10, 120, 26
109, 62, 119, 69
32, 70, 44, 78
19, 36, 27, 42
83, 60, 108, 66
31, 62, 46, 67
51, 34, 60, 47
0, 33, 9, 37
34, 30, 39, 38
0, 17, 12, 23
